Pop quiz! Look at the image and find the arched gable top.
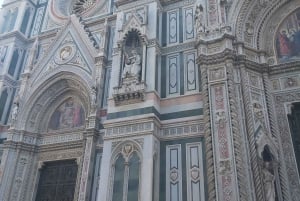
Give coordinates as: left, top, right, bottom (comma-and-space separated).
232, 0, 299, 53
117, 12, 148, 48
118, 29, 146, 49
29, 15, 99, 86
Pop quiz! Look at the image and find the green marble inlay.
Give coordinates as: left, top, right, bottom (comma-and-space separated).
107, 106, 203, 120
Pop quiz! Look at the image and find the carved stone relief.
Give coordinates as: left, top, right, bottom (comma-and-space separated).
210, 84, 238, 201
38, 149, 83, 162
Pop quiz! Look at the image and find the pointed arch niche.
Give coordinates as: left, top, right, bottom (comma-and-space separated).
120, 30, 145, 83
113, 29, 147, 106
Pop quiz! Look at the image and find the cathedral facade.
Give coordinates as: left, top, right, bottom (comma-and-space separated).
0, 0, 300, 201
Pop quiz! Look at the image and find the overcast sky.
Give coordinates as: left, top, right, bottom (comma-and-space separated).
0, 0, 3, 8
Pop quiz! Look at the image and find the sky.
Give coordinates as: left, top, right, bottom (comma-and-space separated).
0, 0, 3, 8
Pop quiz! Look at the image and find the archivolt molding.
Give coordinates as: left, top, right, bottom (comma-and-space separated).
30, 64, 93, 96
234, 0, 291, 49
17, 72, 91, 132
259, 1, 300, 65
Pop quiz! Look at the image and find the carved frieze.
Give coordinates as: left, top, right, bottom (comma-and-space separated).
210, 83, 238, 201
271, 74, 300, 91
106, 122, 153, 138
112, 78, 146, 106
160, 123, 204, 138
38, 149, 83, 162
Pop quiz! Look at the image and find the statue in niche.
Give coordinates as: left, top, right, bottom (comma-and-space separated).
261, 146, 276, 201
122, 31, 142, 81
91, 86, 97, 105
122, 49, 141, 79
11, 102, 19, 124
195, 4, 205, 33
262, 162, 276, 201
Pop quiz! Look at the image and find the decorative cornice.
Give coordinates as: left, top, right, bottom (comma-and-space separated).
0, 30, 28, 43
113, 79, 147, 106
197, 49, 236, 65
269, 61, 300, 76
161, 41, 195, 55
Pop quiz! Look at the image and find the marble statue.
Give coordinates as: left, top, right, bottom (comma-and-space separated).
91, 86, 97, 105
262, 162, 276, 201
122, 50, 141, 79
195, 4, 205, 33
11, 103, 19, 123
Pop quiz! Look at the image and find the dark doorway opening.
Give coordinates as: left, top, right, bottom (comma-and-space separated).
35, 159, 78, 201
288, 102, 300, 176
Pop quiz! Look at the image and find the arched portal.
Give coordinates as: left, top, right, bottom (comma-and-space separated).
19, 72, 91, 133
10, 72, 94, 201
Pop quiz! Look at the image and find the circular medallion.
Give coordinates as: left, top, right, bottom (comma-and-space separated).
55, 44, 76, 64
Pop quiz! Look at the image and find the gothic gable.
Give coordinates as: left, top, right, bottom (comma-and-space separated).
30, 15, 98, 88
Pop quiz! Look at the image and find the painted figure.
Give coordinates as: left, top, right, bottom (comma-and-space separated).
48, 98, 84, 130
276, 9, 300, 62
278, 30, 291, 59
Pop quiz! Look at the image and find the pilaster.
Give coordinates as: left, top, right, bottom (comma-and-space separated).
197, 35, 253, 201
97, 140, 112, 201
78, 129, 99, 201
0, 128, 37, 201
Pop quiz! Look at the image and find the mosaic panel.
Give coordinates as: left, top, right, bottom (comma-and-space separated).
276, 8, 300, 63
48, 98, 85, 131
